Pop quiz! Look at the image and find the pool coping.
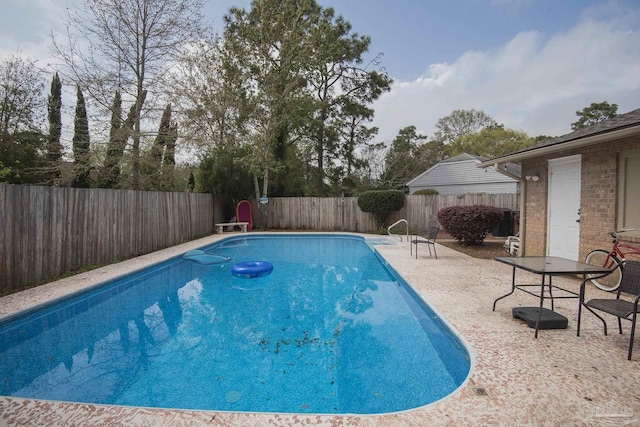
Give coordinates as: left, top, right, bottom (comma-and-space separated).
1, 231, 639, 426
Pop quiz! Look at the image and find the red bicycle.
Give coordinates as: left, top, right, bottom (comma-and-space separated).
585, 229, 640, 291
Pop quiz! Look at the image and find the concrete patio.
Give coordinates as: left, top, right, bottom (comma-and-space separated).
1, 233, 639, 426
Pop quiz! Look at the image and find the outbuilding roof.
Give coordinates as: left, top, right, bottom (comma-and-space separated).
407, 152, 521, 186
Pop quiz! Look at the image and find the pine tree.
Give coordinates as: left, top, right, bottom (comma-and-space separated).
72, 85, 91, 187
571, 101, 618, 130
381, 126, 428, 189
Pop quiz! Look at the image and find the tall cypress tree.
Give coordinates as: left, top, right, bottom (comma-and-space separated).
151, 104, 172, 169
72, 85, 91, 187
161, 114, 178, 191
188, 171, 195, 192
98, 91, 124, 188
47, 72, 63, 185
141, 103, 172, 190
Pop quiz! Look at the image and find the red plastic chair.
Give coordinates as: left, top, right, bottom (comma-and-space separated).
236, 200, 253, 230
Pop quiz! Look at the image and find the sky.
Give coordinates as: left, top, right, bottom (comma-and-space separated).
1, 0, 640, 144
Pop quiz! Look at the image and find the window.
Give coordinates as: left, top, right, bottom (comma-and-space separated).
617, 150, 640, 235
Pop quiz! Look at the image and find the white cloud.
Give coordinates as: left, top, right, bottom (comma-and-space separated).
0, 0, 77, 69
372, 14, 640, 142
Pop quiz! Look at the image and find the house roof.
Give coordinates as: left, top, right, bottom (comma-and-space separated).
441, 153, 486, 163
478, 107, 640, 167
406, 152, 520, 186
438, 153, 521, 178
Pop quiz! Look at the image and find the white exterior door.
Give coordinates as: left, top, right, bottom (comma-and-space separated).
547, 155, 581, 260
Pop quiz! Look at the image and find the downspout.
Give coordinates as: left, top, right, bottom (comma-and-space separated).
519, 176, 526, 257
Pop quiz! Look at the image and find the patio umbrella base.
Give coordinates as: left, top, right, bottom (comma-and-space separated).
512, 307, 568, 330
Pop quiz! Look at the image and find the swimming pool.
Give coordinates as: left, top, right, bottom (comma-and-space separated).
0, 234, 470, 414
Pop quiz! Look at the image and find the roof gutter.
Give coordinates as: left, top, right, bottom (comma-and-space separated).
491, 165, 520, 181
477, 125, 640, 168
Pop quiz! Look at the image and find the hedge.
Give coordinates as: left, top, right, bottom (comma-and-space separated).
357, 190, 405, 227
437, 205, 504, 245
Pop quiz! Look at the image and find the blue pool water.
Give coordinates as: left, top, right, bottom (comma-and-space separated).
0, 234, 470, 414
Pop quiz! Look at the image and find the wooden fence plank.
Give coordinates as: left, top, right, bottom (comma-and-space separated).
0, 185, 7, 286
33, 186, 45, 281
21, 186, 32, 285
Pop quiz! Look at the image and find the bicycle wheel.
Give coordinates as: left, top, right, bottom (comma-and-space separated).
585, 250, 623, 291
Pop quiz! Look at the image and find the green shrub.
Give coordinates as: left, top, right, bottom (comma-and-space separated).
357, 190, 405, 227
413, 189, 439, 195
437, 205, 503, 245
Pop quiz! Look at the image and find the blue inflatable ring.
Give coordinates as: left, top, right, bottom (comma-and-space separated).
231, 261, 273, 278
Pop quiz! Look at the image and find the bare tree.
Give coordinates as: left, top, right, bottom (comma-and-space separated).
170, 38, 248, 153
0, 55, 48, 184
53, 0, 207, 189
0, 55, 45, 135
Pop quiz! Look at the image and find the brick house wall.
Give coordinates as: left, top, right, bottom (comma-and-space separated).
521, 135, 640, 260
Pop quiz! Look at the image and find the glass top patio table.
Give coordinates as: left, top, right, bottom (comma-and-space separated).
494, 256, 613, 275
492, 256, 613, 337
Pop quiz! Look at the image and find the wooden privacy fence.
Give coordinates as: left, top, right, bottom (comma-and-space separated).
1, 187, 517, 294
0, 184, 223, 294
266, 197, 378, 232
264, 193, 519, 233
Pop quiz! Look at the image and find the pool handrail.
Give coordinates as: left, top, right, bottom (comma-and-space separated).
388, 219, 409, 242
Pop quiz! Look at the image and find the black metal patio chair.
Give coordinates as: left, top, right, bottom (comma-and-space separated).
410, 225, 439, 259
577, 260, 640, 360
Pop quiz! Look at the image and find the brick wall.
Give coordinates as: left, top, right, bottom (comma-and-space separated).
521, 135, 640, 259
521, 157, 548, 255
